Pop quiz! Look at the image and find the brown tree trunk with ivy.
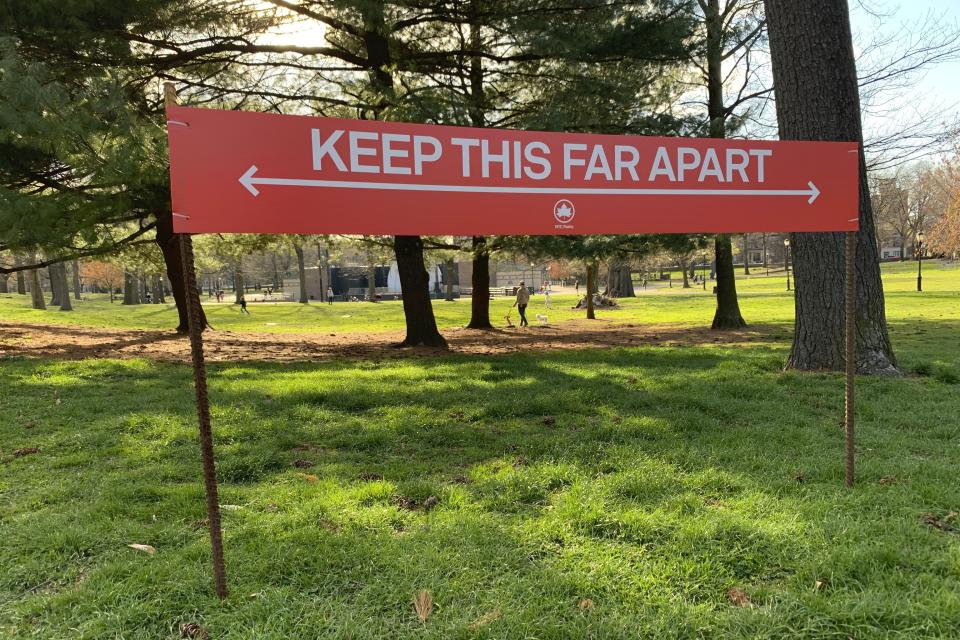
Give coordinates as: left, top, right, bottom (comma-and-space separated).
766, 0, 896, 373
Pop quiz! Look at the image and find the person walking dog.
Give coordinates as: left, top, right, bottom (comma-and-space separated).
513, 281, 530, 327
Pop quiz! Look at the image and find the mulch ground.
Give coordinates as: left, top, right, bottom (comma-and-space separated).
0, 320, 779, 363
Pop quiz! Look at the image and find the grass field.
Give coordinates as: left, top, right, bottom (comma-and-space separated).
1, 261, 959, 638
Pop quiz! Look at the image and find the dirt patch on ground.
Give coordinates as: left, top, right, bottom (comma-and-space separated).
0, 320, 779, 363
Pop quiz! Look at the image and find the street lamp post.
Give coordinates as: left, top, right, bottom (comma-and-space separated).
916, 231, 925, 292
784, 238, 791, 291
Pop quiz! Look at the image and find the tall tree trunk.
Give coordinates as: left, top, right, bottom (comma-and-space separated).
467, 236, 493, 329
29, 266, 45, 310
368, 259, 377, 301
71, 259, 82, 299
234, 267, 244, 304
122, 271, 138, 305
762, 233, 768, 268
0, 272, 7, 294
711, 236, 746, 328
154, 212, 206, 333
444, 258, 455, 301
55, 263, 72, 311
766, 0, 896, 373
742, 235, 751, 274
606, 260, 635, 297
680, 260, 691, 288
294, 243, 308, 303
585, 262, 596, 320
393, 235, 447, 347
705, 0, 747, 329
317, 242, 329, 302
48, 265, 61, 307
15, 254, 27, 294
151, 274, 163, 304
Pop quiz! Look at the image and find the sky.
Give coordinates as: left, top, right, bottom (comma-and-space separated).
850, 0, 960, 111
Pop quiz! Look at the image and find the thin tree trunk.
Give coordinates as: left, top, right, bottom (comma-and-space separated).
705, 0, 747, 329
742, 235, 751, 275
444, 258, 455, 301
368, 259, 377, 301
680, 260, 691, 288
72, 259, 82, 299
585, 262, 596, 320
294, 243, 308, 303
0, 273, 7, 294
467, 236, 493, 329
15, 254, 27, 294
29, 266, 45, 310
317, 242, 329, 302
766, 0, 896, 373
393, 235, 447, 347
154, 212, 206, 332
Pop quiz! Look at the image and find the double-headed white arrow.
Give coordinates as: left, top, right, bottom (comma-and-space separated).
239, 165, 822, 204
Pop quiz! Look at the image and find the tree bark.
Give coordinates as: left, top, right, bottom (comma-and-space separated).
368, 258, 377, 301
444, 258, 455, 301
294, 242, 308, 303
742, 235, 751, 274
122, 271, 139, 305
705, 0, 747, 330
155, 212, 206, 332
606, 260, 635, 297
29, 267, 45, 310
679, 259, 691, 288
393, 236, 447, 347
15, 254, 26, 294
48, 266, 61, 307
711, 235, 746, 328
71, 259, 82, 299
766, 0, 896, 374
585, 262, 596, 320
54, 263, 72, 311
0, 272, 7, 294
467, 236, 493, 329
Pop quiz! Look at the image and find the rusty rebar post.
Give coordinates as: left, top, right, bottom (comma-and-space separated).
166, 82, 227, 598
844, 231, 856, 488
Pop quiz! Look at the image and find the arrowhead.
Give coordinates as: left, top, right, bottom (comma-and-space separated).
807, 181, 820, 204
239, 165, 260, 196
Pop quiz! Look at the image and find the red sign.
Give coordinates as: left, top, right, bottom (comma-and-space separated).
166, 105, 860, 235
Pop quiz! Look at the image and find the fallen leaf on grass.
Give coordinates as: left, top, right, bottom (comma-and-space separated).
423, 496, 439, 511
127, 544, 156, 555
13, 447, 40, 457
542, 415, 556, 426
220, 504, 242, 511
413, 590, 433, 622
814, 580, 825, 591
468, 608, 501, 629
879, 476, 898, 486
179, 622, 209, 639
358, 472, 384, 481
578, 598, 594, 611
727, 587, 752, 607
451, 474, 471, 485
292, 459, 314, 468
304, 474, 318, 482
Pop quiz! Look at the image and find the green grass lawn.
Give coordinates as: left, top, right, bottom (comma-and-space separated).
1, 260, 959, 638
2, 260, 958, 339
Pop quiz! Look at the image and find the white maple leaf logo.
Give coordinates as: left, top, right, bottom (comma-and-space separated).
554, 199, 575, 223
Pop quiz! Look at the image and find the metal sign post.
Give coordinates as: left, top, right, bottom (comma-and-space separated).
164, 83, 228, 599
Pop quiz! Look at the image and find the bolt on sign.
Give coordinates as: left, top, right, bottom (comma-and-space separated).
166, 106, 860, 235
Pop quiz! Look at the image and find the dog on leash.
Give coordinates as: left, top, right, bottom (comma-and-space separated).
535, 313, 549, 326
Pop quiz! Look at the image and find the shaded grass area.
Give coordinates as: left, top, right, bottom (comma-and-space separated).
2, 261, 957, 335
2, 324, 959, 638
